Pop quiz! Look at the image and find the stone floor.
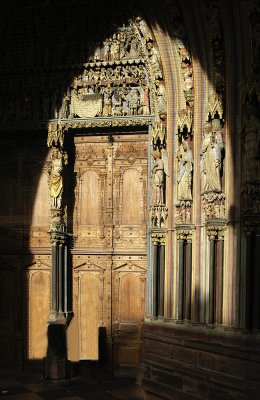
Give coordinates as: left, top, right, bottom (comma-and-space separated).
0, 370, 144, 400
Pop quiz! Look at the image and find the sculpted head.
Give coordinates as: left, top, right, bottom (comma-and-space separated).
203, 121, 212, 134
212, 118, 221, 132
152, 149, 161, 160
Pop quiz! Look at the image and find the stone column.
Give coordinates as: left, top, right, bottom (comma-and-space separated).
177, 237, 184, 321
185, 237, 192, 321
175, 229, 193, 321
158, 239, 165, 318
245, 230, 252, 329
51, 240, 58, 314
47, 123, 72, 381
208, 230, 216, 325
206, 223, 226, 325
64, 244, 68, 315
152, 238, 159, 318
216, 233, 224, 324
252, 230, 260, 330
151, 233, 166, 319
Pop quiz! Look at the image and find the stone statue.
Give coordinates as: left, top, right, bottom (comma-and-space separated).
177, 138, 193, 200
103, 39, 111, 61
60, 93, 70, 119
141, 83, 150, 115
146, 42, 161, 77
154, 80, 166, 113
102, 83, 113, 117
129, 88, 140, 115
152, 149, 167, 205
50, 148, 63, 209
110, 34, 120, 61
201, 119, 224, 193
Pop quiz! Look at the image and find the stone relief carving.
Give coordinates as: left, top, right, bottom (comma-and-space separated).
0, 18, 166, 126
175, 201, 192, 225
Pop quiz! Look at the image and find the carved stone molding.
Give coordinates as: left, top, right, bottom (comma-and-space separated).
0, 117, 153, 133
64, 117, 153, 130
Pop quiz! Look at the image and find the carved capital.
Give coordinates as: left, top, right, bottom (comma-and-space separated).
176, 228, 193, 241
151, 232, 166, 245
50, 231, 67, 245
206, 222, 227, 240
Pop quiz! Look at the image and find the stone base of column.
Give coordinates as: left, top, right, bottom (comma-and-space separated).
48, 310, 73, 324
45, 320, 72, 382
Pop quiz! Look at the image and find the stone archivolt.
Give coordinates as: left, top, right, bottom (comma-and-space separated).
241, 77, 260, 218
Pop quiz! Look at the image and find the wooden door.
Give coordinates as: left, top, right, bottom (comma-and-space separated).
71, 132, 147, 376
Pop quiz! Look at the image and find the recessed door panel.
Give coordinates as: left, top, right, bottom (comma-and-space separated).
73, 133, 147, 375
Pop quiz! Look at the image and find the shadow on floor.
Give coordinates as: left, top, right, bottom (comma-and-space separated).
0, 369, 144, 400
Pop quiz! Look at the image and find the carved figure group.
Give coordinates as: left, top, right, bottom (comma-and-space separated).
101, 28, 141, 62
1, 19, 163, 123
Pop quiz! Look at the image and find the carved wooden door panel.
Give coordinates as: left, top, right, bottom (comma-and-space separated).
72, 132, 147, 375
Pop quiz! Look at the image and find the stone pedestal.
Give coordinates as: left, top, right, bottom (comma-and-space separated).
45, 323, 68, 381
